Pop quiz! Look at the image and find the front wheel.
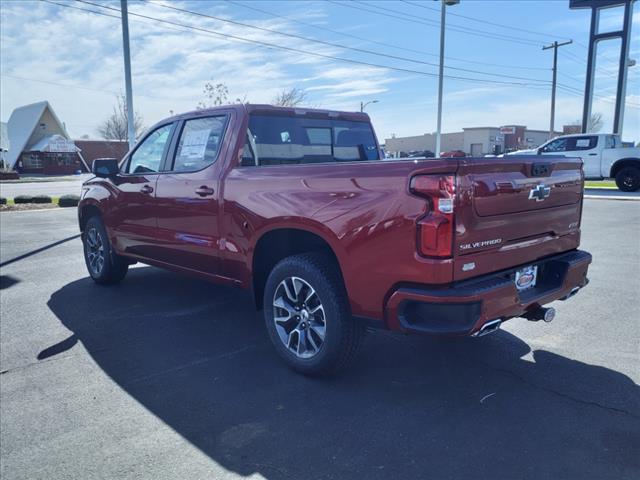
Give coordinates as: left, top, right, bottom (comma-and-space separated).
263, 253, 363, 376
83, 216, 128, 285
615, 166, 640, 192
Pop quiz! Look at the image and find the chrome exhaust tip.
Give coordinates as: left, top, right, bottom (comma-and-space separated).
472, 319, 502, 337
524, 306, 556, 323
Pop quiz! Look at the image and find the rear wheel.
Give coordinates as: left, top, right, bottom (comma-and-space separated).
615, 166, 640, 192
263, 253, 363, 376
83, 216, 128, 285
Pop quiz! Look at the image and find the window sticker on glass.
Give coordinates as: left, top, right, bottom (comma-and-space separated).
181, 129, 211, 159
575, 138, 591, 148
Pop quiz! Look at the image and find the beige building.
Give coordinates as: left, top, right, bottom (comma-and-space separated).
385, 125, 562, 157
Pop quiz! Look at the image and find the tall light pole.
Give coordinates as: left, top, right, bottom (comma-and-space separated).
435, 0, 459, 158
121, 0, 135, 150
360, 100, 379, 112
543, 40, 572, 139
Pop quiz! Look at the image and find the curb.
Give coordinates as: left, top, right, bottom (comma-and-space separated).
584, 195, 639, 201
0, 207, 74, 213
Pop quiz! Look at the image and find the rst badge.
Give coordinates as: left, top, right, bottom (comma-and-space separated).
529, 184, 551, 202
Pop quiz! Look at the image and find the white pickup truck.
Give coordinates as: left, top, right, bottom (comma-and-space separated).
508, 133, 640, 191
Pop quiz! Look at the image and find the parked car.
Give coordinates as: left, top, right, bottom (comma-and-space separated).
440, 150, 466, 158
508, 133, 640, 191
79, 105, 591, 375
408, 150, 435, 158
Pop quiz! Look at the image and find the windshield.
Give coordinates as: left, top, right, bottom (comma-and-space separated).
247, 114, 380, 166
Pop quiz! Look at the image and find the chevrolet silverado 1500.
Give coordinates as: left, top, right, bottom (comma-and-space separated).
79, 105, 592, 375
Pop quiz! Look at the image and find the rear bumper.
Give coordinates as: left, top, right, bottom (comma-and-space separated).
385, 249, 592, 335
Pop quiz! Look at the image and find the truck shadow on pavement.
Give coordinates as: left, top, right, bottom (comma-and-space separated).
45, 267, 640, 480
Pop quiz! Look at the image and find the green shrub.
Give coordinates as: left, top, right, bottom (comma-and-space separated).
14, 195, 35, 204
58, 194, 80, 207
0, 197, 6, 205
32, 195, 52, 204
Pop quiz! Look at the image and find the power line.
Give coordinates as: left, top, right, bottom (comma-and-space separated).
227, 0, 550, 71
0, 73, 181, 101
328, 0, 543, 47
57, 0, 550, 87
146, 0, 549, 83
354, 0, 544, 46
400, 0, 572, 43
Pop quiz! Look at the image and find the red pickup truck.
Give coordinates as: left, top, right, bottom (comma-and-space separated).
79, 105, 591, 375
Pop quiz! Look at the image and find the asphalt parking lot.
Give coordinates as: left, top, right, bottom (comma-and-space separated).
1, 200, 638, 480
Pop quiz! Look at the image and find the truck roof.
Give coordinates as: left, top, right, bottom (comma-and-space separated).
165, 104, 370, 124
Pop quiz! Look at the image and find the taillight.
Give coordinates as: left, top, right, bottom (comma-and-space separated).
410, 175, 456, 258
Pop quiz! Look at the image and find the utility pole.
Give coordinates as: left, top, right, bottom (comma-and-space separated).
435, 0, 459, 157
543, 40, 572, 139
120, 0, 135, 150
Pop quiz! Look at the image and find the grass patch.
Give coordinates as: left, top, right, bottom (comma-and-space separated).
585, 180, 617, 188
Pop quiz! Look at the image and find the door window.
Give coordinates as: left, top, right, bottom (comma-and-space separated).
126, 124, 172, 174
571, 136, 598, 151
541, 138, 568, 152
172, 116, 228, 172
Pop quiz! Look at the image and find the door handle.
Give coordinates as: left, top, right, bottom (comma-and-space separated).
140, 185, 154, 194
588, 153, 598, 156
195, 186, 215, 197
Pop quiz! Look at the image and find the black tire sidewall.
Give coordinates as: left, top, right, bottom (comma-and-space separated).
83, 216, 125, 283
616, 167, 640, 192
263, 254, 349, 374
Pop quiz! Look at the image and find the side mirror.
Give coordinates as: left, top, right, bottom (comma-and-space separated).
537, 148, 543, 155
92, 158, 119, 177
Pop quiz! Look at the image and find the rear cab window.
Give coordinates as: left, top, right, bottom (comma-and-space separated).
243, 114, 380, 166
572, 136, 598, 151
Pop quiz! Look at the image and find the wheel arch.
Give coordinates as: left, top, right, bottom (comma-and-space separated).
251, 225, 345, 310
78, 201, 103, 232
610, 158, 640, 178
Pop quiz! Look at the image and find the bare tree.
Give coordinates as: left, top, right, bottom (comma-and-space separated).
198, 81, 247, 109
96, 95, 144, 141
272, 87, 308, 107
570, 112, 604, 133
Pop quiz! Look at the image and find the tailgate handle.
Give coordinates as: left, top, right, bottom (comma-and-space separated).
532, 163, 551, 177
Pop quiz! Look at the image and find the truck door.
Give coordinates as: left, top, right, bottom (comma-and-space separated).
563, 135, 600, 178
153, 114, 232, 275
540, 135, 600, 178
109, 122, 175, 259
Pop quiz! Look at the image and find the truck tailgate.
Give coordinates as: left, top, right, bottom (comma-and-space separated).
453, 155, 583, 281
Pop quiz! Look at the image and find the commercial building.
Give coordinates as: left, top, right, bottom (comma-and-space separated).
385, 125, 562, 157
4, 101, 128, 175
74, 140, 128, 171
0, 122, 8, 166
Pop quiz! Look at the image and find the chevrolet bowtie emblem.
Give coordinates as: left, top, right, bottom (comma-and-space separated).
529, 184, 551, 202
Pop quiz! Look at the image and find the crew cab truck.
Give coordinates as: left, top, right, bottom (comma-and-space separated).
509, 133, 640, 192
79, 105, 591, 375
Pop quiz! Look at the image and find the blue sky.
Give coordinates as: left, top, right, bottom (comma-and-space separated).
1, 0, 638, 142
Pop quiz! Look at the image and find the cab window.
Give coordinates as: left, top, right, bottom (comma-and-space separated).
541, 138, 568, 152
172, 116, 228, 172
245, 115, 379, 166
126, 124, 172, 174
571, 136, 598, 151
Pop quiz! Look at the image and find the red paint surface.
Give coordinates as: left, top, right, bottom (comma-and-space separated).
80, 105, 591, 333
